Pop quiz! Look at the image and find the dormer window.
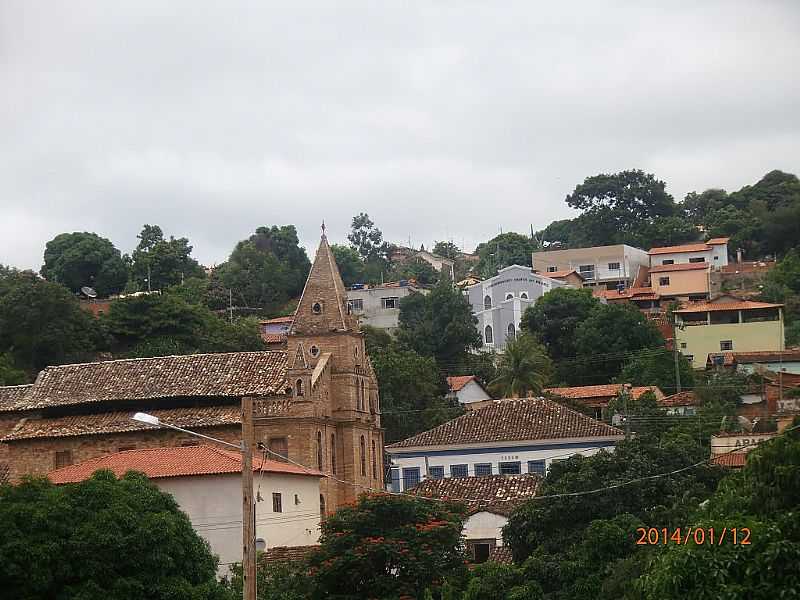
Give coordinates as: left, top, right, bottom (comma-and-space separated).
312, 301, 323, 314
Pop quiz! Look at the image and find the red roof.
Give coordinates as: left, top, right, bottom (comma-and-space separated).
648, 243, 712, 255
674, 300, 783, 313
447, 375, 478, 392
592, 287, 660, 301
541, 270, 583, 280
706, 237, 730, 245
260, 316, 295, 325
47, 445, 322, 484
545, 384, 663, 402
649, 262, 709, 273
707, 349, 800, 367
710, 451, 747, 468
659, 391, 697, 408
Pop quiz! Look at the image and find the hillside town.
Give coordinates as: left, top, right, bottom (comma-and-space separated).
3, 3, 800, 599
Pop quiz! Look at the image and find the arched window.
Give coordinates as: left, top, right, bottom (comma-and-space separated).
360, 435, 366, 477
371, 439, 377, 479
330, 433, 337, 474
316, 431, 323, 470
483, 295, 492, 309
520, 292, 529, 300
319, 494, 326, 518
360, 380, 366, 411
296, 379, 304, 397
507, 323, 516, 341
312, 301, 323, 314
505, 292, 514, 300
484, 325, 493, 344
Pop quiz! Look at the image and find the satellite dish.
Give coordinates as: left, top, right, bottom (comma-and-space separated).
81, 286, 97, 298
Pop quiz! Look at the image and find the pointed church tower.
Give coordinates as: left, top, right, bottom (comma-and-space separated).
267, 229, 384, 511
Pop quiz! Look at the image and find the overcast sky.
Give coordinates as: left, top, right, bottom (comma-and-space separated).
2, 1, 799, 270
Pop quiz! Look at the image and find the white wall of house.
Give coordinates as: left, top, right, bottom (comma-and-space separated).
650, 245, 728, 268
157, 472, 321, 574
387, 438, 620, 491
347, 284, 427, 331
452, 381, 492, 405
533, 245, 649, 287
464, 511, 508, 544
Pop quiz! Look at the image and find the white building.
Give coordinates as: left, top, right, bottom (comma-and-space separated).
48, 445, 323, 575
446, 375, 492, 406
385, 398, 624, 491
532, 244, 649, 290
647, 238, 729, 268
346, 281, 428, 332
464, 265, 566, 352
409, 474, 540, 563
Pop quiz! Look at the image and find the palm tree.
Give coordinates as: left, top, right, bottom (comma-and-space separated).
489, 333, 553, 398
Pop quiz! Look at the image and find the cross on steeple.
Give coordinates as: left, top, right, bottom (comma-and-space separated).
321, 220, 326, 236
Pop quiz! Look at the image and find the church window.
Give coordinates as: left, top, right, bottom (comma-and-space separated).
316, 431, 323, 470
296, 379, 304, 397
507, 323, 516, 341
483, 295, 492, 309
520, 292, 529, 299
360, 436, 366, 476
312, 301, 323, 314
371, 439, 377, 479
330, 434, 337, 474
309, 345, 320, 358
320, 494, 326, 518
484, 325, 493, 344
505, 292, 514, 300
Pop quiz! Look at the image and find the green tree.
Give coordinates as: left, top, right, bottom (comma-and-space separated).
0, 271, 107, 372
105, 293, 265, 357
571, 304, 664, 385
618, 348, 694, 394
391, 257, 440, 286
348, 213, 389, 262
0, 471, 229, 599
0, 352, 28, 385
369, 342, 456, 442
396, 279, 481, 371
218, 225, 310, 314
474, 232, 536, 278
765, 248, 800, 294
330, 244, 364, 287
40, 232, 128, 296
306, 493, 467, 600
432, 241, 461, 259
130, 224, 205, 291
489, 333, 553, 398
520, 288, 599, 361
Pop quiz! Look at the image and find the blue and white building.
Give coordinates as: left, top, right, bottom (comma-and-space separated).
464, 265, 565, 352
385, 398, 624, 492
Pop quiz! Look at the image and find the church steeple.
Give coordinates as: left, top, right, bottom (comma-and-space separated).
291, 232, 358, 336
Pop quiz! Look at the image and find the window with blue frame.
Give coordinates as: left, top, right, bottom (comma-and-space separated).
428, 466, 444, 480
498, 461, 521, 475
389, 468, 400, 492
527, 460, 546, 476
450, 464, 468, 478
402, 467, 421, 490
474, 463, 492, 476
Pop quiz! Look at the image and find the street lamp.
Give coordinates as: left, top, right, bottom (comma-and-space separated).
131, 406, 258, 600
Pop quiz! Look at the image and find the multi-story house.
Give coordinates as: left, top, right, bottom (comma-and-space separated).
464, 265, 565, 352
346, 280, 428, 332
647, 262, 711, 301
647, 238, 729, 269
385, 398, 624, 491
532, 244, 649, 290
674, 296, 785, 368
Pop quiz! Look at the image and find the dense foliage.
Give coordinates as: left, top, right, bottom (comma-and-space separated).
0, 471, 229, 599
41, 231, 129, 296
130, 224, 206, 292
489, 333, 553, 398
474, 232, 537, 278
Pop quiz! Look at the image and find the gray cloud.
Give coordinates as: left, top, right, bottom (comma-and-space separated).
1, 1, 799, 269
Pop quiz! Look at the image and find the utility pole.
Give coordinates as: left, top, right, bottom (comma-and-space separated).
622, 386, 631, 440
229, 289, 234, 324
241, 396, 256, 600
146, 263, 152, 293
672, 317, 682, 394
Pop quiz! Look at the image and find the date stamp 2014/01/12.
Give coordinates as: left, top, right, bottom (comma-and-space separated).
636, 527, 751, 546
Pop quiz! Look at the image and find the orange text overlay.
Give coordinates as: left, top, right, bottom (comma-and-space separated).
635, 527, 751, 546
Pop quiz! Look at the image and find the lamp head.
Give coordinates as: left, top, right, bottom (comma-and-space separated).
132, 412, 160, 426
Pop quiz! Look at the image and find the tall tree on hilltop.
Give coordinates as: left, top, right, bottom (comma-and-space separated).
474, 232, 536, 278
330, 244, 364, 287
347, 213, 388, 262
218, 225, 310, 314
130, 224, 205, 291
521, 287, 599, 362
40, 232, 128, 297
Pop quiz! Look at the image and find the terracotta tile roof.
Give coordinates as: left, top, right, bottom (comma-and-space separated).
260, 545, 320, 566
387, 398, 623, 449
710, 451, 747, 468
408, 474, 540, 516
447, 376, 478, 392
674, 300, 783, 313
659, 391, 697, 408
592, 287, 660, 301
260, 316, 295, 324
262, 333, 288, 344
2, 405, 244, 442
545, 384, 663, 402
47, 445, 322, 484
707, 349, 800, 366
0, 385, 33, 413
648, 243, 712, 255
706, 237, 730, 245
488, 546, 513, 564
541, 270, 583, 280
16, 351, 288, 411
649, 262, 709, 273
